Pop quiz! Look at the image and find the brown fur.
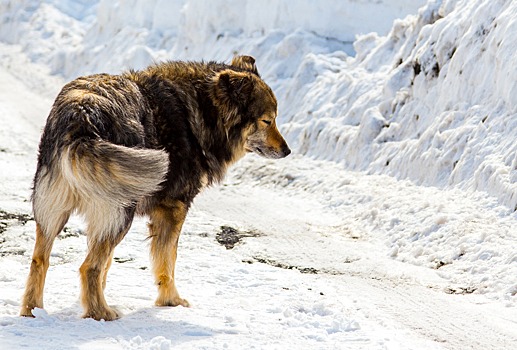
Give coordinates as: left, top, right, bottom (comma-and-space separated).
149, 200, 190, 308
20, 55, 290, 320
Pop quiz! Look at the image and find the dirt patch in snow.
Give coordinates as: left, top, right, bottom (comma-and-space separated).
0, 210, 33, 235
215, 225, 262, 249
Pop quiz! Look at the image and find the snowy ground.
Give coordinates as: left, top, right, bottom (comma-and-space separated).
1, 0, 517, 349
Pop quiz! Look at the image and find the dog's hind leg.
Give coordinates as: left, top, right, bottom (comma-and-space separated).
20, 215, 69, 317
79, 239, 120, 321
149, 200, 190, 308
79, 207, 134, 321
21, 170, 72, 317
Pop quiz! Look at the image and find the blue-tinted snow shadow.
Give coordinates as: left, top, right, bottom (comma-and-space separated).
0, 306, 220, 349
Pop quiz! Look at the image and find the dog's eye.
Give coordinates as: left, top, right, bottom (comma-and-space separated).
262, 120, 272, 125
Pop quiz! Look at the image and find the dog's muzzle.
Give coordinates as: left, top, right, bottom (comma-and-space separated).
252, 145, 291, 159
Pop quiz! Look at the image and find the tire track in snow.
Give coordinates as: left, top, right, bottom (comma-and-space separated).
194, 161, 517, 350
353, 276, 517, 350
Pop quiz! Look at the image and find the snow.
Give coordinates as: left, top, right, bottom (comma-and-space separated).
1, 0, 517, 349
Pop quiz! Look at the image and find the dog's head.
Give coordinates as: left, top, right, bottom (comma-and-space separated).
211, 55, 291, 159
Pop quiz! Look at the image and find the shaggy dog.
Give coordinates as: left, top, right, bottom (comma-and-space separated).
20, 55, 290, 320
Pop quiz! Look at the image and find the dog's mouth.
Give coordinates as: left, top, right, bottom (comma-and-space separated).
246, 144, 290, 159
254, 147, 265, 157
245, 145, 265, 156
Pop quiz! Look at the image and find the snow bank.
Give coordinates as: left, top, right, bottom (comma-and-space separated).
1, 0, 515, 209
282, 0, 517, 209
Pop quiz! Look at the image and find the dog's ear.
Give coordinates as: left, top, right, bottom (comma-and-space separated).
231, 55, 259, 76
216, 70, 254, 105
212, 70, 256, 128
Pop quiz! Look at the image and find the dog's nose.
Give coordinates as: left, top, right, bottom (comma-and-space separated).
282, 145, 291, 157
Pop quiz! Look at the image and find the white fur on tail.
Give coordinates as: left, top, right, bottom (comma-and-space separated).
33, 140, 169, 241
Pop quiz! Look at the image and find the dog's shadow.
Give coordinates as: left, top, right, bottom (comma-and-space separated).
0, 305, 220, 349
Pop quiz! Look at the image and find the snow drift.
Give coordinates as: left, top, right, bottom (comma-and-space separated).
0, 0, 515, 211
282, 0, 517, 210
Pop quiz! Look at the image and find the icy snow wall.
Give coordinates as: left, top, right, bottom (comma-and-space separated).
0, 0, 515, 209
281, 0, 517, 210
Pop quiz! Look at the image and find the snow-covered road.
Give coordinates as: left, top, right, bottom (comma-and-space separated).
1, 47, 516, 349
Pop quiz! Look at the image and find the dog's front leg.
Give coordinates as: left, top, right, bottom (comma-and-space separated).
149, 200, 190, 307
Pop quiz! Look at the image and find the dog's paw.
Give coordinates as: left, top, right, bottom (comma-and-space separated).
83, 306, 120, 321
155, 296, 190, 308
20, 307, 36, 318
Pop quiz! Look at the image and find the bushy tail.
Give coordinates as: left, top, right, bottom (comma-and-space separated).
60, 139, 170, 207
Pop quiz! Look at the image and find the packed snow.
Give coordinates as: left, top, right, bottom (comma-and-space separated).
1, 0, 516, 349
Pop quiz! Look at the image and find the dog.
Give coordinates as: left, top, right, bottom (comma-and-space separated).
20, 55, 290, 321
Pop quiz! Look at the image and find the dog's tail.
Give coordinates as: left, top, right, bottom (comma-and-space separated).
32, 139, 169, 237
60, 139, 169, 207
